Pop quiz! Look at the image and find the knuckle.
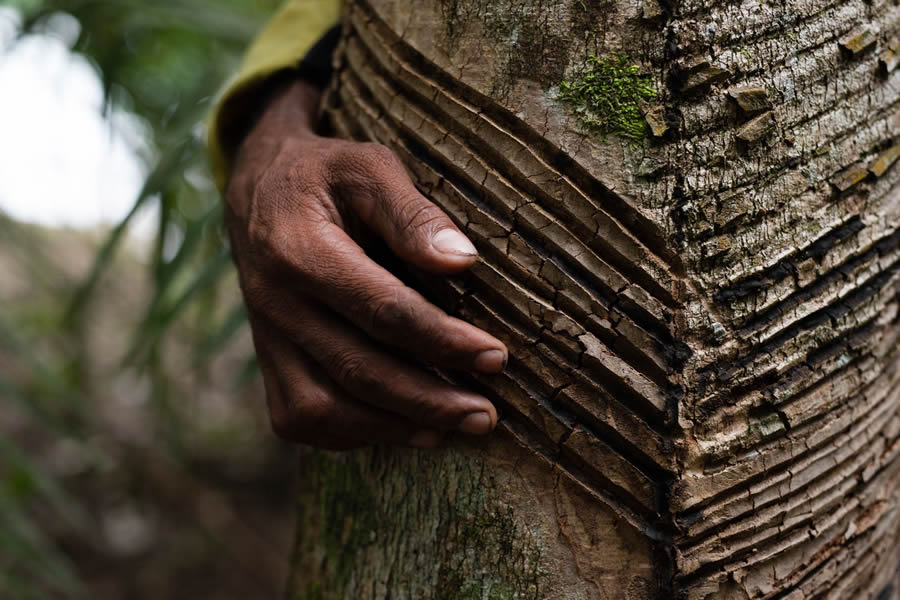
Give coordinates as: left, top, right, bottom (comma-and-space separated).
394, 194, 447, 234
269, 387, 334, 442
245, 210, 291, 268
404, 389, 437, 423
334, 142, 401, 185
405, 388, 456, 428
332, 351, 380, 390
368, 287, 419, 336
245, 216, 316, 285
239, 270, 286, 317
369, 289, 403, 332
243, 172, 325, 276
359, 142, 398, 167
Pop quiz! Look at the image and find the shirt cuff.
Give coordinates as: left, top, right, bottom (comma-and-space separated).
207, 1, 343, 192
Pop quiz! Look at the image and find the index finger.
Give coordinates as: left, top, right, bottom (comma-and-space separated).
285, 220, 507, 374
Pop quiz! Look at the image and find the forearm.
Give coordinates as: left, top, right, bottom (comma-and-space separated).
208, 0, 344, 191
228, 78, 323, 228
228, 23, 340, 166
233, 77, 323, 166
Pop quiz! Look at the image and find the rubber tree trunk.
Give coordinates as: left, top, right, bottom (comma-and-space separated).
287, 0, 900, 598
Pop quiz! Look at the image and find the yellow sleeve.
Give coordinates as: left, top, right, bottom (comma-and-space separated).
208, 0, 344, 192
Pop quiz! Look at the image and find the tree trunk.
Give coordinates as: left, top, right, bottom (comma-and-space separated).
287, 0, 900, 598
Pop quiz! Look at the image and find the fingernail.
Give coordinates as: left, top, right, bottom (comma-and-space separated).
474, 349, 507, 373
409, 430, 442, 449
432, 229, 477, 257
458, 412, 493, 435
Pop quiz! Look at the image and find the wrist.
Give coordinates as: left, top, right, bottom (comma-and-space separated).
227, 76, 328, 214
232, 73, 323, 169
256, 77, 323, 139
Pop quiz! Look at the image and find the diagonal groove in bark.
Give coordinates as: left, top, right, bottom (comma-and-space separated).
679, 315, 900, 514
680, 360, 900, 549
352, 0, 686, 278
676, 386, 900, 591
331, 42, 682, 429
735, 230, 900, 339
340, 24, 681, 314
336, 37, 679, 346
696, 258, 900, 408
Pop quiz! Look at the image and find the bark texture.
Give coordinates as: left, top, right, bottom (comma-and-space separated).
289, 0, 900, 598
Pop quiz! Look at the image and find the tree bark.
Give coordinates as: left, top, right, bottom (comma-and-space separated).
287, 0, 900, 598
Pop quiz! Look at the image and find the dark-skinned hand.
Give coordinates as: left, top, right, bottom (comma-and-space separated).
225, 78, 507, 450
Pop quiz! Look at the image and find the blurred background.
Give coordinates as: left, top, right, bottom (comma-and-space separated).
0, 1, 298, 598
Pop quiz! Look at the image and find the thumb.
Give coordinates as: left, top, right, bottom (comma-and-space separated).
378, 185, 478, 274
334, 142, 479, 274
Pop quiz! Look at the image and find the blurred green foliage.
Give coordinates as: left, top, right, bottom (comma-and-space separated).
1, 1, 283, 596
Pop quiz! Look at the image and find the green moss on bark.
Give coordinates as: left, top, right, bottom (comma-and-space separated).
558, 54, 657, 143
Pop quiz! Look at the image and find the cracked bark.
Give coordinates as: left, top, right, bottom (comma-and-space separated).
287, 1, 900, 598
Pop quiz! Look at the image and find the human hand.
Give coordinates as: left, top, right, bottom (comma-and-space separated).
226, 79, 507, 450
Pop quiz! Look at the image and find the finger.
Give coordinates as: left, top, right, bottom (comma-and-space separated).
252, 294, 498, 435
257, 221, 507, 374
250, 313, 442, 449
328, 142, 479, 274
